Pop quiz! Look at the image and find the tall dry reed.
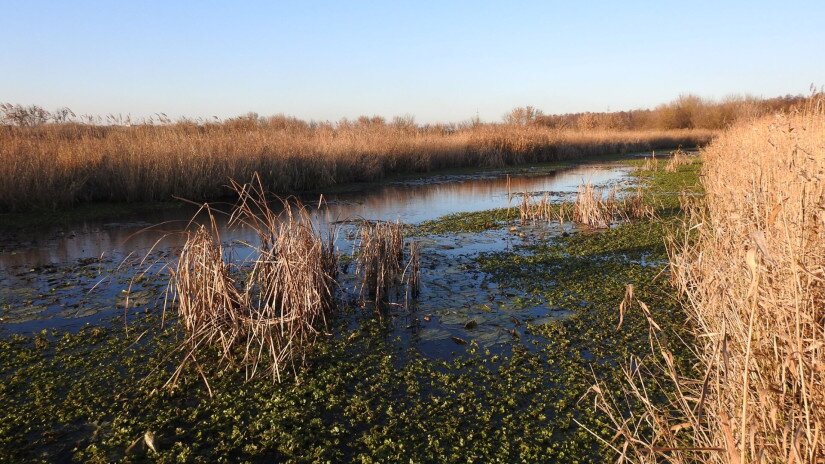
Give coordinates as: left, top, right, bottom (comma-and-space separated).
572, 183, 618, 228
354, 220, 408, 315
0, 119, 713, 212
587, 98, 825, 463
664, 148, 691, 172
168, 177, 338, 385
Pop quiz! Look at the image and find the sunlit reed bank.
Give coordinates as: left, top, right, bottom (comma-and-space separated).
592, 98, 825, 463
0, 118, 713, 212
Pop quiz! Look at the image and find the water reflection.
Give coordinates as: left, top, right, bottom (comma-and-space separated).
0, 164, 629, 271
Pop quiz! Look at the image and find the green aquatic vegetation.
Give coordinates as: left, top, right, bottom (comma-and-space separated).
0, 157, 704, 462
414, 208, 516, 235
634, 157, 703, 212
555, 219, 671, 260
1, 315, 633, 462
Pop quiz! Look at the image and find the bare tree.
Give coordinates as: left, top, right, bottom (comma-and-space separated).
503, 106, 542, 126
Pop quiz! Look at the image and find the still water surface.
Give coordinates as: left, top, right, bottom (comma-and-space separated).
0, 162, 631, 334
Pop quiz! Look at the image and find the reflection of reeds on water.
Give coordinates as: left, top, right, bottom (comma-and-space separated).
168, 175, 338, 385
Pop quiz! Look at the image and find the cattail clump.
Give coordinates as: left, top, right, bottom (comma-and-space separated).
354, 220, 405, 316
169, 176, 338, 384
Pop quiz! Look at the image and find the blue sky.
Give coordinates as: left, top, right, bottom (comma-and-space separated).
2, 0, 823, 123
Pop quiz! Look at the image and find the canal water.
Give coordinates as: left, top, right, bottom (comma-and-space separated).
0, 161, 632, 337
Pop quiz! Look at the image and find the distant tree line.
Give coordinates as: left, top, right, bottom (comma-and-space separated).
1, 93, 814, 130
505, 94, 812, 130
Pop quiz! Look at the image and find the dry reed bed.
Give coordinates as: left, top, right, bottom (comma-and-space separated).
0, 122, 713, 212
590, 101, 825, 462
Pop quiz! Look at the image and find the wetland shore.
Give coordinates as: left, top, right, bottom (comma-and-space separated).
0, 156, 699, 462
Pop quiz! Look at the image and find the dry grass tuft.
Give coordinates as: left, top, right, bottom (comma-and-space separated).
354, 220, 406, 315
624, 187, 655, 220
519, 193, 555, 222
586, 96, 825, 463
664, 148, 691, 172
168, 176, 338, 385
643, 152, 660, 171
573, 183, 619, 228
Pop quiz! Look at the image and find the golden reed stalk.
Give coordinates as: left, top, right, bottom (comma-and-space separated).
585, 96, 825, 463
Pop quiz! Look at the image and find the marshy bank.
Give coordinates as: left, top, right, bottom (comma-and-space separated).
592, 99, 825, 463
0, 152, 702, 461
0, 114, 712, 213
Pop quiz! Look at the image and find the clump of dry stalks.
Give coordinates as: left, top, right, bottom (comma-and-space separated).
643, 151, 660, 171
624, 187, 655, 220
354, 220, 420, 315
585, 97, 825, 463
572, 183, 619, 228
519, 183, 652, 227
168, 176, 338, 386
665, 148, 691, 172
518, 193, 570, 223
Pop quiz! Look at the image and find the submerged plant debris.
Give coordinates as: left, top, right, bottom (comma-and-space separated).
0, 158, 702, 462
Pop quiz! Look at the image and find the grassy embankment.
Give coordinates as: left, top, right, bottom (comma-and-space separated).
0, 154, 702, 461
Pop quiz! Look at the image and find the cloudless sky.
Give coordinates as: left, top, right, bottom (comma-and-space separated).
2, 0, 824, 123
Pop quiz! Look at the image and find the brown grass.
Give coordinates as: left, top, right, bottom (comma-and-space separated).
354, 220, 420, 315
572, 182, 618, 228
643, 152, 660, 171
518, 182, 651, 226
168, 177, 338, 385
518, 192, 560, 222
665, 148, 691, 172
585, 97, 825, 462
624, 187, 655, 220
0, 118, 713, 212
